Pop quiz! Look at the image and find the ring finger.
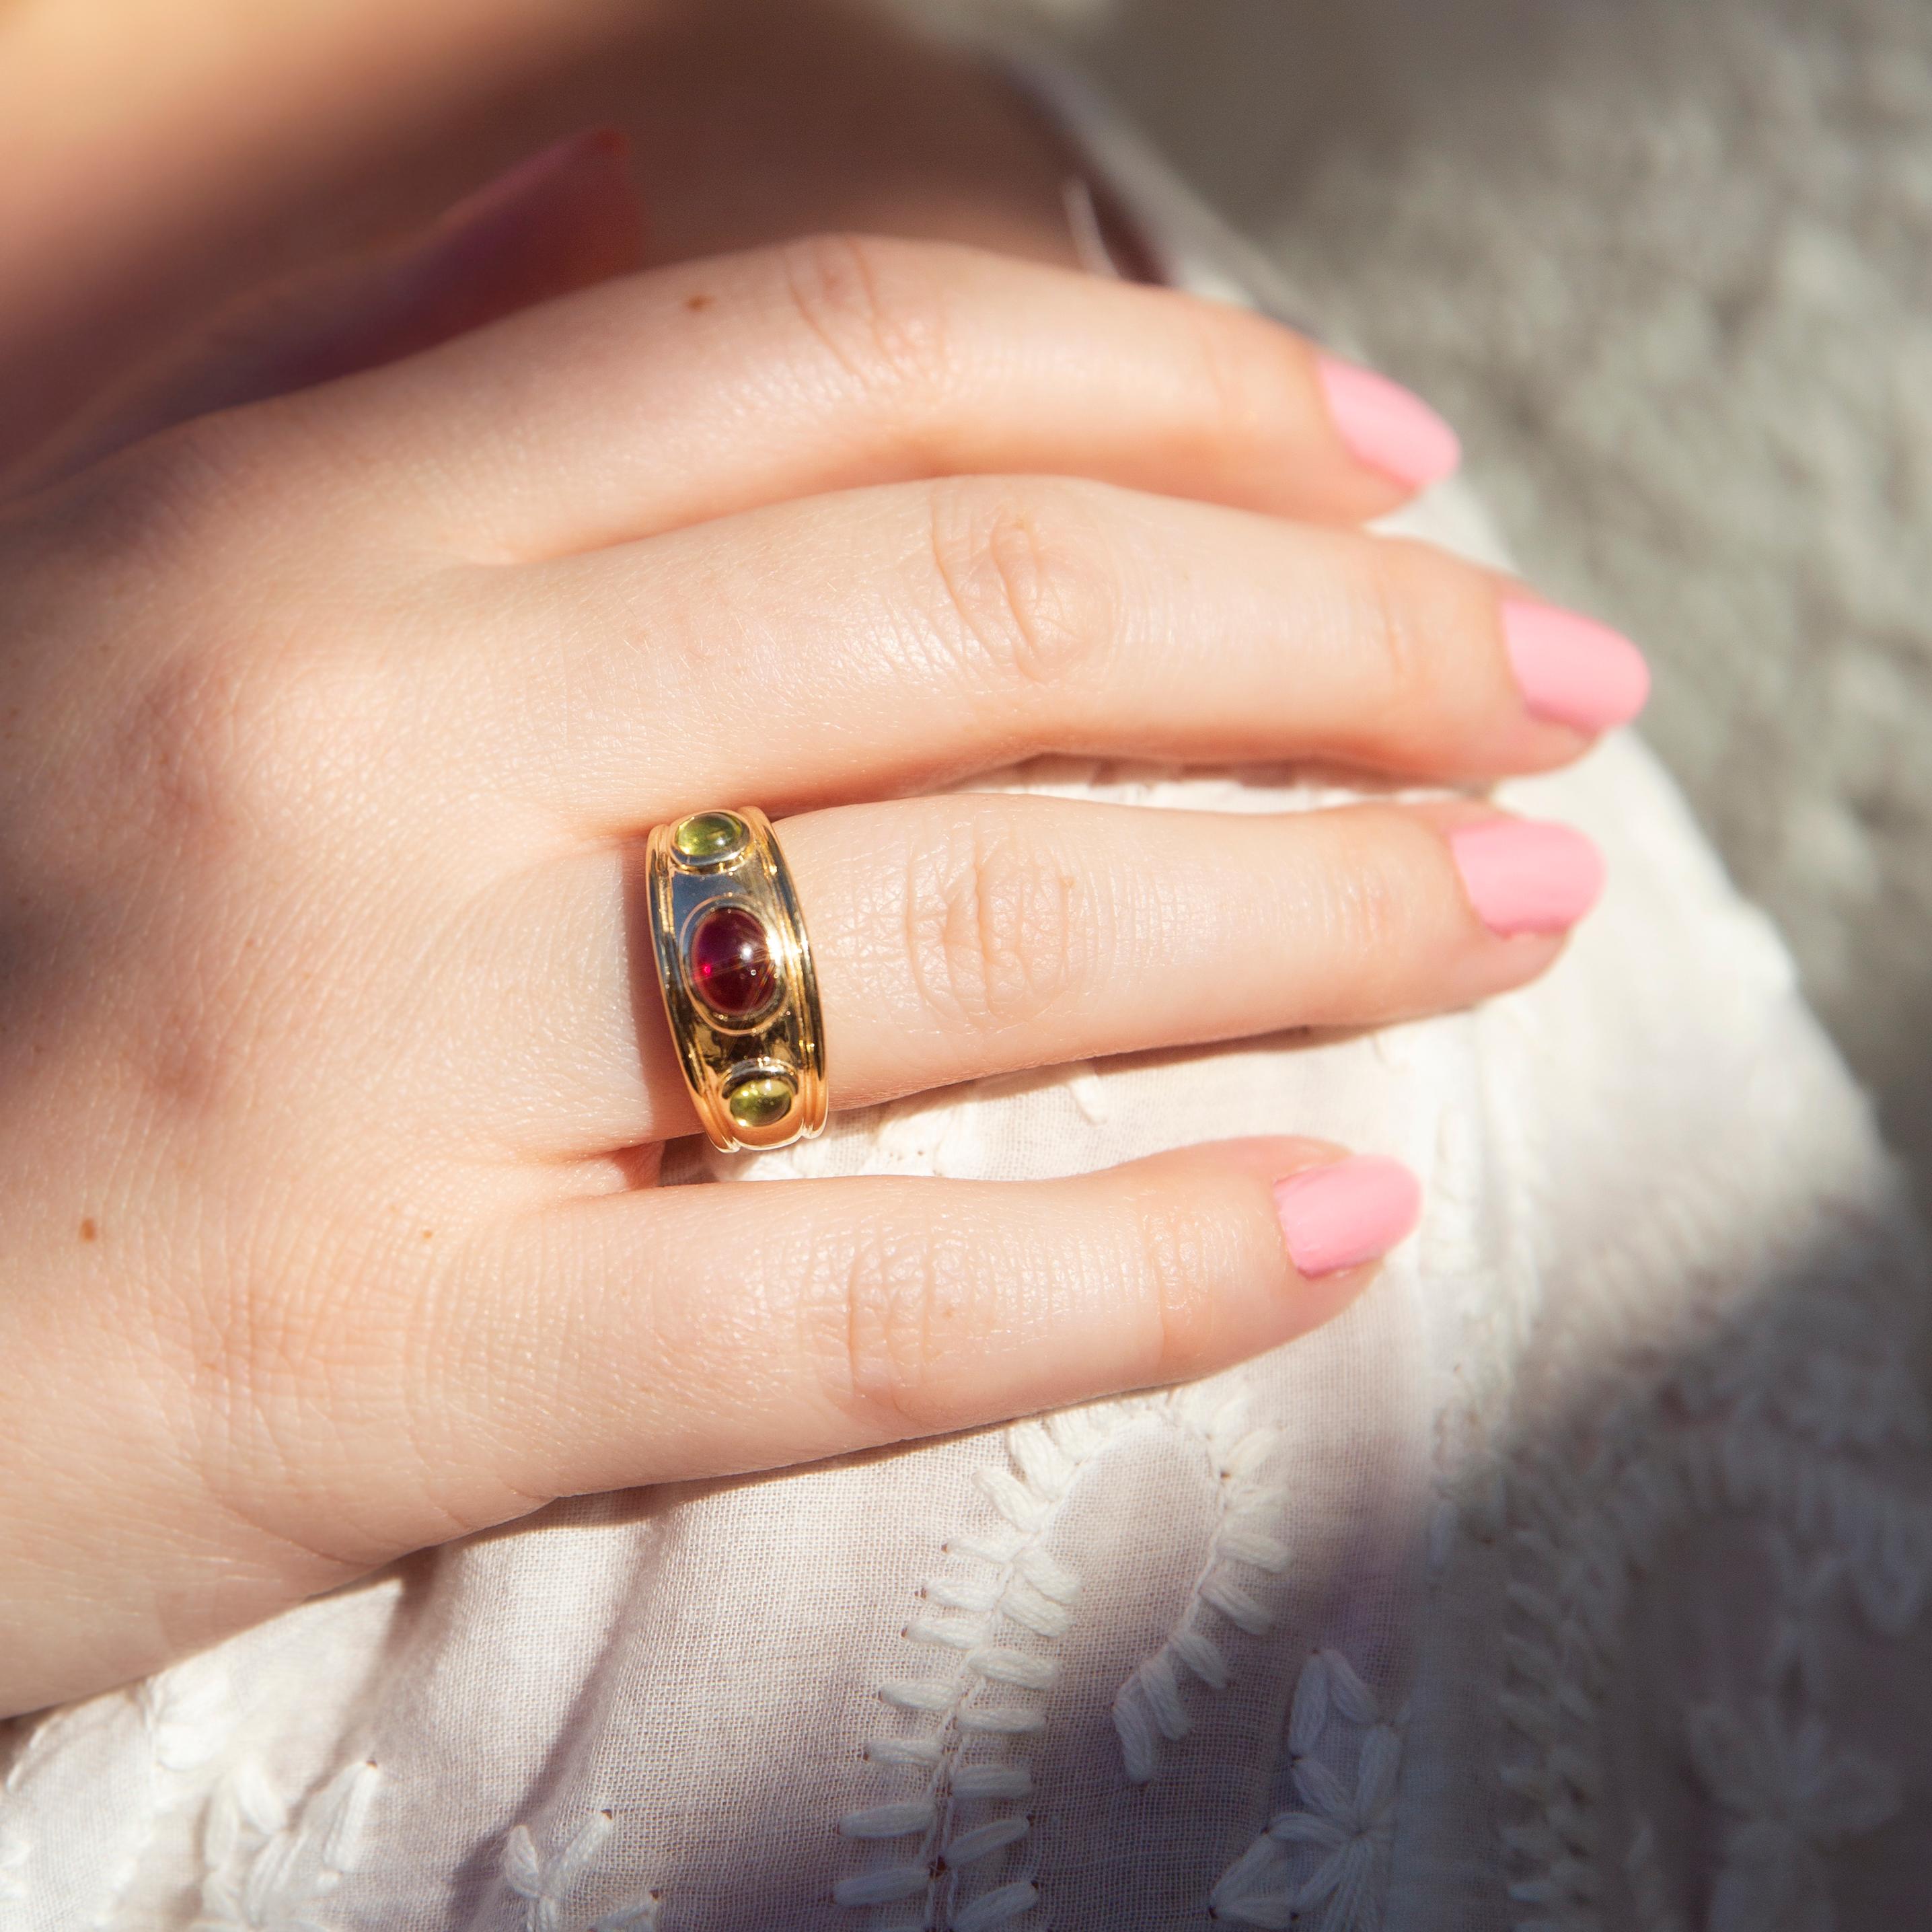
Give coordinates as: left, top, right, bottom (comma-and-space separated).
483, 791, 1601, 1154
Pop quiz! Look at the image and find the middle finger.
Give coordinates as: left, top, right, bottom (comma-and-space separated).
478, 476, 1649, 827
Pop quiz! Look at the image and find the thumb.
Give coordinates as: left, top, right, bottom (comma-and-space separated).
19, 126, 644, 490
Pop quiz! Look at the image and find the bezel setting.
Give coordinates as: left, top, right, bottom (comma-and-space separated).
645, 805, 827, 1154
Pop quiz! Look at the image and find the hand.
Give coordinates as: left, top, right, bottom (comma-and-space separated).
0, 223, 1645, 1716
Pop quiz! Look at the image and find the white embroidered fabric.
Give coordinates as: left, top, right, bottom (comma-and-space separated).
3, 63, 1928, 1932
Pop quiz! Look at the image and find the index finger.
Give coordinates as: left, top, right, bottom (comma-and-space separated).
278, 233, 1460, 560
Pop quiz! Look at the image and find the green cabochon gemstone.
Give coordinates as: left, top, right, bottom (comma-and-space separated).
725, 1072, 796, 1130
673, 811, 747, 861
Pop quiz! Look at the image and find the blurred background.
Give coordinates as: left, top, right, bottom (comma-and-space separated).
919, 0, 1932, 1208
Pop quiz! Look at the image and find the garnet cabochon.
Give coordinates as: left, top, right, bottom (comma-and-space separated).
687, 904, 778, 1019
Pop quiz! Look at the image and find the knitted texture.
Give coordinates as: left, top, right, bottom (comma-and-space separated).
1043, 0, 1932, 1207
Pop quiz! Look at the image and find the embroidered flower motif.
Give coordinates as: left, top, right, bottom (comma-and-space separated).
1766, 1534, 1845, 1701
1287, 1650, 1380, 1756
1210, 1651, 1399, 1932
503, 1816, 661, 1932
1688, 1699, 1900, 1932
1269, 1725, 1401, 1929
193, 1758, 378, 1932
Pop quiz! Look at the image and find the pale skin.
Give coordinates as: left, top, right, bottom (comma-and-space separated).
0, 0, 1638, 1717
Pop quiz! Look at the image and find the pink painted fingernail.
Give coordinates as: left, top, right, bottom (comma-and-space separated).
1503, 601, 1651, 733
1448, 818, 1606, 936
1273, 1155, 1422, 1278
1316, 354, 1462, 490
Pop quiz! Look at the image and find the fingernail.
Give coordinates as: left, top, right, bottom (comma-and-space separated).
437, 126, 630, 235
1448, 818, 1606, 936
1273, 1155, 1422, 1278
1316, 353, 1462, 490
1503, 600, 1651, 733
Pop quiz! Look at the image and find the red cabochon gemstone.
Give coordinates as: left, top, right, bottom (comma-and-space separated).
688, 905, 777, 1018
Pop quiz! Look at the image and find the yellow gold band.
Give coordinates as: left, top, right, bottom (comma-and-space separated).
645, 807, 827, 1153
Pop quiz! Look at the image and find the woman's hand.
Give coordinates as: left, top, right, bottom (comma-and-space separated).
0, 230, 1645, 1716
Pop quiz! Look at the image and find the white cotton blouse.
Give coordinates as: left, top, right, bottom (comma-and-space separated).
3, 61, 1929, 1932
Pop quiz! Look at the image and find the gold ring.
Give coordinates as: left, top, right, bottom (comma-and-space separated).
645, 807, 828, 1153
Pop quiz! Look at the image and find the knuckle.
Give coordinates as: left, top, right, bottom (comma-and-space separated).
61, 410, 279, 580
96, 644, 405, 1125
1338, 533, 1436, 713
27, 418, 381, 857
1177, 299, 1277, 455
1344, 534, 1487, 719
1324, 815, 1425, 969
922, 477, 1121, 692
1129, 1187, 1239, 1374
901, 807, 1092, 1035
116, 633, 373, 855
808, 1215, 990, 1430
777, 231, 957, 404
